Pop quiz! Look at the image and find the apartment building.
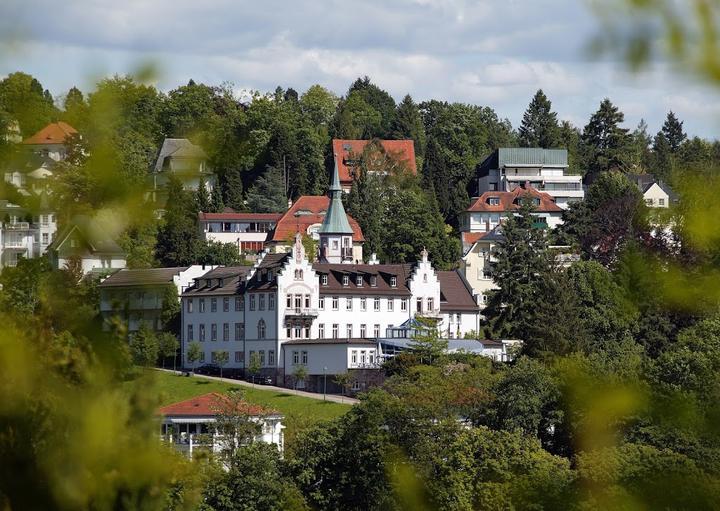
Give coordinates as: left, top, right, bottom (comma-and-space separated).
475, 148, 584, 209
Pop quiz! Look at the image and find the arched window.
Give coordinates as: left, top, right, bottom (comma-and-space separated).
258, 319, 266, 339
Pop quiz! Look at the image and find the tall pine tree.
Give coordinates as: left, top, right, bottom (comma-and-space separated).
482, 200, 551, 339
661, 111, 686, 153
581, 98, 631, 178
389, 94, 426, 159
518, 89, 560, 148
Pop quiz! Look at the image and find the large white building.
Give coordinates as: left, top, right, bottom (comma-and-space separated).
475, 148, 584, 209
179, 160, 480, 392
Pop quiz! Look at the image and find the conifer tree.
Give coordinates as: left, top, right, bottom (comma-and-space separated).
223, 167, 244, 211
245, 166, 287, 213
195, 178, 211, 212
210, 185, 225, 212
581, 98, 631, 177
661, 111, 687, 153
389, 94, 426, 158
518, 89, 560, 148
483, 200, 550, 339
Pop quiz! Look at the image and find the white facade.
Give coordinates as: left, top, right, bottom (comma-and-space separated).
180, 242, 477, 391
643, 183, 670, 208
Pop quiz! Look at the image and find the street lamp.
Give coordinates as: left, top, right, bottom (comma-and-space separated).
323, 366, 327, 401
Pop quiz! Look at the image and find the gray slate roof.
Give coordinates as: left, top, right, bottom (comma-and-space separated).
153, 138, 208, 173
98, 267, 189, 288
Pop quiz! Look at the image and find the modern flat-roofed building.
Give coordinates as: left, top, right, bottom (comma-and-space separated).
199, 210, 282, 256
475, 148, 584, 209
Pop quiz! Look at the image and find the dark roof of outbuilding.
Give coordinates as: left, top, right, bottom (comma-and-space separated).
438, 271, 479, 312
98, 267, 189, 288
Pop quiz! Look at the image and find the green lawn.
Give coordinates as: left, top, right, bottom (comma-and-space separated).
133, 370, 351, 441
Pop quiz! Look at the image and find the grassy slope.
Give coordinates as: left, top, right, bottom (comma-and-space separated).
135, 370, 351, 441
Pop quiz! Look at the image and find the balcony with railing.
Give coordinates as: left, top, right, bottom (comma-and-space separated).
285, 307, 319, 318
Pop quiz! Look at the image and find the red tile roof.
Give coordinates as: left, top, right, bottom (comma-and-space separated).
22, 122, 78, 145
198, 212, 283, 222
157, 393, 277, 417
466, 187, 562, 213
332, 139, 417, 186
462, 232, 489, 246
269, 196, 364, 242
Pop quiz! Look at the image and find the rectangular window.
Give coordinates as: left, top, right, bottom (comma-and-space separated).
416, 297, 423, 313
199, 351, 205, 363
187, 324, 194, 341
301, 351, 308, 365
294, 324, 302, 339
223, 297, 229, 312
427, 298, 434, 311
390, 276, 397, 287
42, 233, 48, 244
250, 295, 256, 310
235, 322, 243, 341
304, 326, 310, 338
346, 297, 353, 311
259, 294, 265, 310
360, 351, 367, 364
370, 275, 377, 287
360, 297, 367, 311
319, 324, 325, 338
321, 274, 328, 285
286, 294, 292, 308
294, 294, 302, 309
211, 324, 217, 341
187, 299, 193, 313
319, 297, 325, 310
332, 297, 339, 311
199, 324, 205, 342
360, 324, 366, 337
332, 324, 339, 339
342, 275, 349, 286
235, 296, 243, 311
401, 299, 408, 311
293, 351, 299, 365
269, 350, 275, 365
356, 275, 363, 286
351, 350, 357, 364
482, 270, 492, 280
305, 295, 311, 309
234, 351, 243, 363
199, 298, 205, 313
259, 350, 265, 366
211, 298, 217, 312
374, 324, 380, 338
387, 299, 394, 312
223, 323, 229, 341
659, 198, 665, 206
347, 324, 353, 338
374, 298, 380, 311
286, 327, 292, 338
269, 294, 275, 310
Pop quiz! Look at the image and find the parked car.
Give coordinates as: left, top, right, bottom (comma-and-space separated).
257, 375, 273, 385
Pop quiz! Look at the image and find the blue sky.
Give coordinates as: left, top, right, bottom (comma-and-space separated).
1, 0, 719, 138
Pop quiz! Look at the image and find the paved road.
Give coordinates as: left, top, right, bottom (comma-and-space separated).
154, 368, 359, 405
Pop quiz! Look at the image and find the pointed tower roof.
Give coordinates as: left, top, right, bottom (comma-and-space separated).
319, 156, 354, 235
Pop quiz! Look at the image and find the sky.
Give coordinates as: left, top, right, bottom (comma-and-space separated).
1, 0, 719, 138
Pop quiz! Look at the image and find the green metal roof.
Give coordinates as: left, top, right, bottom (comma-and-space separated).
497, 148, 568, 167
319, 159, 354, 235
